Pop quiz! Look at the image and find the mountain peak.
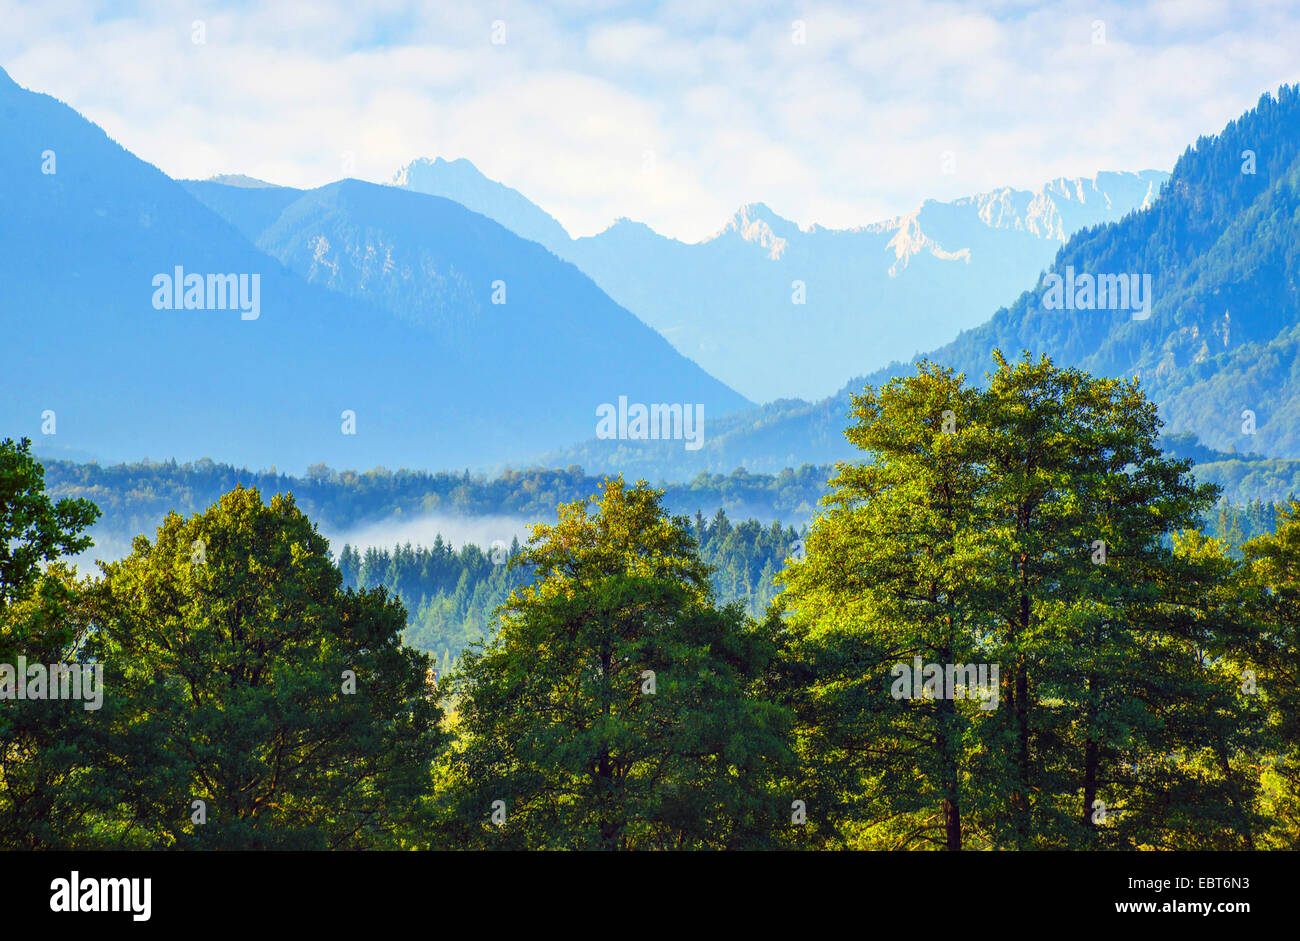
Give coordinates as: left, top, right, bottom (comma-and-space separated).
602, 216, 657, 236
393, 156, 571, 253
717, 203, 799, 259
203, 173, 282, 189
392, 155, 487, 187
730, 202, 796, 229
895, 169, 1171, 250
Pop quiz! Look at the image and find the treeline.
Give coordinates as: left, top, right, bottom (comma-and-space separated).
1206, 499, 1281, 553
40, 433, 1299, 582
1195, 459, 1300, 506
343, 497, 1273, 668
338, 511, 803, 666
338, 538, 527, 678
40, 455, 832, 543
4, 352, 1300, 850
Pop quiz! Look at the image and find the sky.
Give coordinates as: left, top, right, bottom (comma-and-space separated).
3, 0, 1299, 241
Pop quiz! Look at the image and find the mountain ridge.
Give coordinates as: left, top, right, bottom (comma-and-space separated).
394, 156, 1168, 401
0, 65, 748, 473
534, 85, 1300, 479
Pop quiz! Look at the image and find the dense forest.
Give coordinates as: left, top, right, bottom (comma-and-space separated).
36, 437, 1297, 671
339, 498, 1278, 672
40, 455, 830, 542
39, 430, 1298, 566
4, 353, 1300, 850
338, 510, 804, 671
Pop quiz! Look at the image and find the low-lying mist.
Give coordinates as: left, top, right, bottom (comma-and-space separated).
320, 512, 551, 558
62, 512, 556, 576
59, 497, 799, 578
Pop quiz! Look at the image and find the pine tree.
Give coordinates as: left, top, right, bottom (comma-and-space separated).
438, 477, 793, 849
91, 486, 445, 848
777, 362, 984, 849
777, 354, 1255, 849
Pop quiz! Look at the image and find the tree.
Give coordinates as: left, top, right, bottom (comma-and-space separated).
438, 477, 792, 849
777, 354, 1255, 849
1238, 501, 1300, 847
776, 362, 988, 849
970, 352, 1254, 849
91, 485, 444, 848
0, 437, 98, 610
0, 438, 102, 848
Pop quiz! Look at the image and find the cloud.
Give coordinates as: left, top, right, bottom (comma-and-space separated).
2, 0, 1299, 240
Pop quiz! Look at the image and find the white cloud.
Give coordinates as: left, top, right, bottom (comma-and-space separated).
2, 0, 1299, 240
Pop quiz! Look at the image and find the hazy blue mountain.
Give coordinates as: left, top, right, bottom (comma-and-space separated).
182, 177, 304, 239
204, 174, 282, 188
861, 84, 1300, 459
536, 85, 1300, 479
392, 156, 571, 255
183, 174, 750, 417
1, 66, 748, 473
394, 155, 1166, 402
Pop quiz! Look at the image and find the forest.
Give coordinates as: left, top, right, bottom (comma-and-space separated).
337, 498, 1276, 678
2, 352, 1298, 850
337, 509, 803, 675
40, 454, 832, 539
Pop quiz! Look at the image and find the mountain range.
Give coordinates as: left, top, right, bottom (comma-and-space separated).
12, 59, 1298, 499
395, 156, 1166, 401
0, 65, 747, 472
541, 85, 1300, 482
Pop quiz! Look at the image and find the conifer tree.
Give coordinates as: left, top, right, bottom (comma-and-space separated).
92, 486, 444, 848
439, 477, 792, 849
778, 354, 1255, 849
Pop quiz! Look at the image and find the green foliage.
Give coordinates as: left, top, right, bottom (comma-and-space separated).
1238, 504, 1300, 848
777, 353, 1258, 849
0, 438, 103, 847
7, 360, 1300, 851
436, 477, 794, 849
1, 474, 446, 849
337, 511, 803, 662
88, 486, 446, 848
0, 438, 99, 609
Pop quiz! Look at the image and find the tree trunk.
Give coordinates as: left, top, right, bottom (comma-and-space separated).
597, 639, 618, 850
1011, 581, 1033, 848
938, 681, 962, 850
